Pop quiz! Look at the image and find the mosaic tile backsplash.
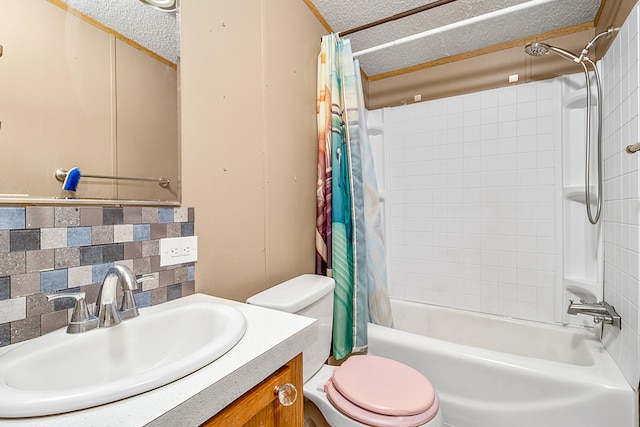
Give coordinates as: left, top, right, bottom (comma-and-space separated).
0, 206, 196, 347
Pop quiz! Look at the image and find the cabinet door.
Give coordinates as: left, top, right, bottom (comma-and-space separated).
203, 354, 303, 426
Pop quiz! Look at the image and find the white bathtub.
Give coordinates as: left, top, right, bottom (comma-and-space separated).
367, 298, 637, 427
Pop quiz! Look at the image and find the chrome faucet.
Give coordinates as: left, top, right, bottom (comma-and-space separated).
567, 300, 621, 329
46, 291, 99, 334
95, 265, 140, 328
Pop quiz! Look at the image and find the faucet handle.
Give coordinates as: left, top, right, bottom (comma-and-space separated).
47, 292, 99, 334
136, 274, 155, 286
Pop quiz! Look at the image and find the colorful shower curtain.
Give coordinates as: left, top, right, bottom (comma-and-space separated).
316, 34, 392, 361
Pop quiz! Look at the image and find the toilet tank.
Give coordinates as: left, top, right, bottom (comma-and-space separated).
247, 274, 335, 382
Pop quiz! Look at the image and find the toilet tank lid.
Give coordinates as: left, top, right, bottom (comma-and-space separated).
247, 274, 335, 313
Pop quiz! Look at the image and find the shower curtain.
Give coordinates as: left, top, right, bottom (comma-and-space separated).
316, 34, 392, 361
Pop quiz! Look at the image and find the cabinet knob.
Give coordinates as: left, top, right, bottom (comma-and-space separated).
274, 383, 297, 407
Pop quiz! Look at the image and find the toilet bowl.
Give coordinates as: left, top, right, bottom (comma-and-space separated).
247, 274, 444, 427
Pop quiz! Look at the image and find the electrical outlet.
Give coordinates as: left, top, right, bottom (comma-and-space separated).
160, 236, 198, 266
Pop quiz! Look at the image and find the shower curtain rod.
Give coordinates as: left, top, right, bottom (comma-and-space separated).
352, 0, 555, 58
338, 0, 458, 37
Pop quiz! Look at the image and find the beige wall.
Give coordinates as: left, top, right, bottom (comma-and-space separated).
0, 0, 178, 201
181, 0, 325, 300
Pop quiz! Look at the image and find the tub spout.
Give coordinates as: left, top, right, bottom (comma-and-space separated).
567, 300, 621, 329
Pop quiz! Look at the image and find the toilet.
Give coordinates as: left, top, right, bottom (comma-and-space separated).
247, 274, 444, 427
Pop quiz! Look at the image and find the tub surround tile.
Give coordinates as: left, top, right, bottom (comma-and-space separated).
26, 207, 54, 229
386, 80, 559, 323
0, 206, 196, 347
601, 5, 640, 390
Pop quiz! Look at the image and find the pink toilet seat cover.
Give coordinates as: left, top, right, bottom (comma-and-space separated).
324, 357, 440, 427
330, 355, 436, 416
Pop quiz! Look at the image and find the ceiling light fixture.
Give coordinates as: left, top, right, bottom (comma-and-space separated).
139, 0, 177, 12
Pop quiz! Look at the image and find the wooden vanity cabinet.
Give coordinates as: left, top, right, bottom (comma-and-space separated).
202, 354, 303, 426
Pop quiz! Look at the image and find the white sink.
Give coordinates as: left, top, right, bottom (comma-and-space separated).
0, 298, 246, 418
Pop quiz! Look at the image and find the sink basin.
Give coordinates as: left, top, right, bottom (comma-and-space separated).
0, 298, 246, 418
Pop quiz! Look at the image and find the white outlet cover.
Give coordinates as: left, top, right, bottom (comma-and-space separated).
160, 236, 198, 266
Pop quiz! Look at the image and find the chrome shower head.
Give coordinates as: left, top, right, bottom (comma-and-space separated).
524, 42, 549, 56
525, 42, 581, 63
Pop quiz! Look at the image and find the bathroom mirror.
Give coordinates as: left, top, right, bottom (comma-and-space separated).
0, 0, 180, 205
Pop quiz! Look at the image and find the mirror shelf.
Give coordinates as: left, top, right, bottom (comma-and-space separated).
0, 197, 180, 207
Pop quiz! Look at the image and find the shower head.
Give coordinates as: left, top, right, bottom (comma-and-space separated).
524, 42, 580, 63
524, 42, 549, 56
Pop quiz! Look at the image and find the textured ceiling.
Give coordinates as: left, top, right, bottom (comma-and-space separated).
59, 0, 178, 64
309, 0, 602, 77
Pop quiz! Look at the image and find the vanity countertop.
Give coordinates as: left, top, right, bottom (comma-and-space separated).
0, 293, 317, 426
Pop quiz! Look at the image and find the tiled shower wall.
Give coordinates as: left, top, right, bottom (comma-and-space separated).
0, 206, 195, 348
601, 4, 640, 389
385, 78, 560, 323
